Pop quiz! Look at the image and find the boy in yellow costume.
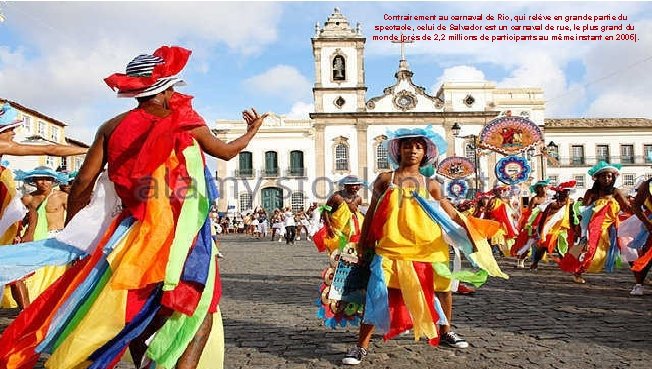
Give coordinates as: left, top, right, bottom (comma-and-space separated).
342, 126, 507, 365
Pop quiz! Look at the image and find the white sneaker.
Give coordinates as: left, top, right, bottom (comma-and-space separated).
630, 284, 644, 296
516, 259, 525, 268
342, 346, 367, 365
296, 237, 301, 241
440, 331, 469, 349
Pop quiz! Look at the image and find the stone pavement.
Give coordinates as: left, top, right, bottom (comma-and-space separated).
2, 234, 651, 368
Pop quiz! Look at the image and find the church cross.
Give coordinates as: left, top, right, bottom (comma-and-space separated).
391, 34, 413, 61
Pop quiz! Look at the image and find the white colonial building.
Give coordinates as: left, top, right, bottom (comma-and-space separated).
544, 118, 652, 196
1, 98, 88, 175
214, 8, 652, 214
214, 8, 550, 213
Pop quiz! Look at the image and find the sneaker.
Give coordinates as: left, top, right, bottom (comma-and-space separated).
296, 237, 301, 241
342, 346, 367, 365
440, 331, 469, 349
217, 252, 225, 259
516, 259, 525, 269
630, 284, 644, 296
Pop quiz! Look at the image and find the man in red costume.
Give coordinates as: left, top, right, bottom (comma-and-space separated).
0, 46, 266, 369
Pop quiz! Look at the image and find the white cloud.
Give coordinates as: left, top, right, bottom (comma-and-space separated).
285, 101, 314, 119
432, 65, 486, 91
498, 53, 585, 116
243, 65, 312, 102
586, 92, 650, 118
0, 2, 284, 139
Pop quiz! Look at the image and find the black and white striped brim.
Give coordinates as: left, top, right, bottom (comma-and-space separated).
117, 53, 186, 98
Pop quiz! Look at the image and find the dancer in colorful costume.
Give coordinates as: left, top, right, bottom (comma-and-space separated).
618, 175, 652, 295
314, 175, 366, 328
559, 161, 630, 284
12, 167, 71, 304
511, 179, 550, 268
530, 181, 579, 270
0, 103, 86, 310
342, 126, 507, 365
487, 185, 519, 256
0, 45, 266, 369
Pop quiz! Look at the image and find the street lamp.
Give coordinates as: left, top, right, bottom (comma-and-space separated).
452, 122, 480, 196
526, 142, 549, 180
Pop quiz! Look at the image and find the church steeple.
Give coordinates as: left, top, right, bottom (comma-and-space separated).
311, 8, 367, 113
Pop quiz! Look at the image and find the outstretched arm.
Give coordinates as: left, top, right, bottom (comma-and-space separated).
191, 109, 267, 160
0, 140, 87, 157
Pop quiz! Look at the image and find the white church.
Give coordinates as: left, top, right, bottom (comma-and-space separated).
214, 8, 652, 214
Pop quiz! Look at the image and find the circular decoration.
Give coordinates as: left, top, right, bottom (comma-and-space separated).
436, 157, 475, 179
447, 179, 469, 199
479, 116, 543, 155
329, 249, 341, 268
495, 155, 532, 185
393, 91, 416, 111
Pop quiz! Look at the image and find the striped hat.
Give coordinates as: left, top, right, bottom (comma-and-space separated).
104, 46, 190, 98
0, 103, 23, 133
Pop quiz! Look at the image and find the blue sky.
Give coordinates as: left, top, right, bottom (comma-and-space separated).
1, 1, 651, 145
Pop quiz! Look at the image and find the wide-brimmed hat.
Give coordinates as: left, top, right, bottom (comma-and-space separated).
15, 166, 68, 184
338, 175, 365, 187
587, 161, 621, 179
384, 125, 447, 168
0, 103, 24, 133
529, 179, 551, 193
104, 46, 190, 98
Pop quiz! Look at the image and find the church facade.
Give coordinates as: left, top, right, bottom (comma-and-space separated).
213, 8, 651, 214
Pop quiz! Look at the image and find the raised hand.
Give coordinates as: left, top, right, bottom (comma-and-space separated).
242, 108, 268, 134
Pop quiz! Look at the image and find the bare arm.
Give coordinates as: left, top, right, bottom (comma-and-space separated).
20, 196, 37, 242
428, 179, 465, 228
0, 140, 87, 157
613, 188, 631, 214
322, 194, 343, 238
357, 173, 390, 251
65, 127, 108, 224
632, 180, 652, 232
191, 109, 268, 160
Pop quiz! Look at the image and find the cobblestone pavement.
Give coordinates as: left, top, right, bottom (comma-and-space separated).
2, 234, 651, 368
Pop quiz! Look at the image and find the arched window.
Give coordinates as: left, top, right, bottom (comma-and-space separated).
239, 192, 252, 213
332, 55, 346, 81
374, 135, 389, 170
291, 191, 305, 212
335, 143, 349, 171
238, 151, 253, 177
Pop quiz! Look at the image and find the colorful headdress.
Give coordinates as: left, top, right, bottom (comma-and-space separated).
587, 161, 621, 178
0, 103, 24, 133
384, 125, 447, 168
15, 166, 69, 184
552, 180, 576, 192
529, 179, 551, 193
104, 46, 190, 98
